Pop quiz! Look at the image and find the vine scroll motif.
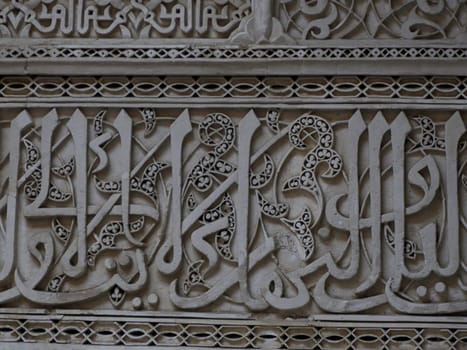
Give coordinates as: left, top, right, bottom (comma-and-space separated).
0, 108, 465, 315
280, 0, 467, 40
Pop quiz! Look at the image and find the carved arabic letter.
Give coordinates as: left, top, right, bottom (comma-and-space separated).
391, 157, 440, 280
435, 112, 465, 276
13, 232, 54, 304
0, 111, 33, 282
406, 155, 440, 214
236, 110, 268, 310
114, 110, 142, 247
62, 109, 88, 278
390, 112, 412, 291
16, 249, 147, 305
191, 217, 229, 272
156, 109, 192, 274
26, 109, 59, 213
386, 278, 467, 314
169, 238, 275, 309
315, 273, 386, 313
264, 271, 311, 310
402, 223, 436, 279
327, 110, 366, 279
89, 132, 112, 174
356, 112, 389, 294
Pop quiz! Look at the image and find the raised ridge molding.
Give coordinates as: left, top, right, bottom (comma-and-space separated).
0, 1, 466, 349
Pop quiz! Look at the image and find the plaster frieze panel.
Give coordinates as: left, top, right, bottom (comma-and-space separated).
0, 0, 251, 39
279, 0, 467, 41
0, 0, 467, 75
0, 107, 465, 317
0, 0, 466, 42
0, 1, 465, 76
0, 2, 466, 350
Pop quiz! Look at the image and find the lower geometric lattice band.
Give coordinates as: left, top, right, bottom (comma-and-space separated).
0, 314, 464, 349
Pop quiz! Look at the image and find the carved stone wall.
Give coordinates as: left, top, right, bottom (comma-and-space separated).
0, 1, 466, 349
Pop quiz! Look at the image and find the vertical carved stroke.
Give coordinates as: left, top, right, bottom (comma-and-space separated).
114, 110, 143, 247
62, 110, 88, 278
328, 110, 365, 279
436, 112, 465, 276
156, 109, 192, 275
236, 110, 268, 310
390, 112, 412, 291
26, 109, 59, 211
356, 112, 389, 294
0, 111, 32, 282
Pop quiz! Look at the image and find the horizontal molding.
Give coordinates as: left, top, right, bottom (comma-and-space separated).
0, 102, 466, 110
0, 313, 464, 348
0, 46, 466, 75
0, 75, 465, 103
0, 310, 465, 326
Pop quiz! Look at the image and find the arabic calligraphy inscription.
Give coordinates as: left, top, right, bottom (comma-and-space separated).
0, 107, 464, 316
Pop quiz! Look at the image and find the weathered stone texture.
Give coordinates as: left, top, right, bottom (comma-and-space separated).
0, 0, 466, 349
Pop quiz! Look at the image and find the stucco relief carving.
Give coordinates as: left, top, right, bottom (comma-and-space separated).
280, 0, 467, 40
0, 0, 250, 39
0, 1, 465, 349
0, 0, 465, 41
0, 75, 466, 101
0, 107, 465, 316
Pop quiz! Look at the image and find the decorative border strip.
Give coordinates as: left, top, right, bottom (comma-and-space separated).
1, 76, 466, 101
1, 46, 466, 60
0, 315, 464, 349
